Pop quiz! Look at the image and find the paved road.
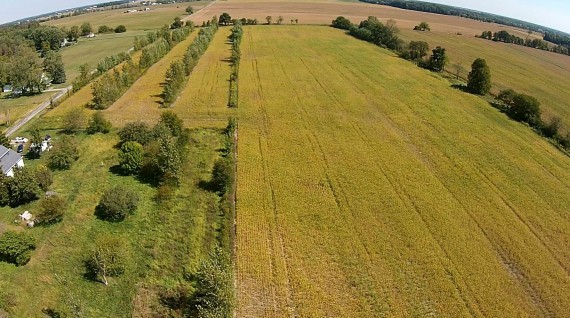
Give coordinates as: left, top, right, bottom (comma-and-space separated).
4, 86, 71, 137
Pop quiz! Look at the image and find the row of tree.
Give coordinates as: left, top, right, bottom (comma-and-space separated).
162, 18, 219, 106
228, 23, 243, 108
332, 16, 448, 72
478, 30, 554, 52
92, 26, 193, 109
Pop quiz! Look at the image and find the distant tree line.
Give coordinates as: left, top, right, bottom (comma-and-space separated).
162, 17, 218, 106
358, 0, 563, 35
228, 23, 243, 108
476, 30, 567, 55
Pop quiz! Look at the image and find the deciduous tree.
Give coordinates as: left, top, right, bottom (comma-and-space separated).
467, 58, 492, 95
85, 235, 126, 285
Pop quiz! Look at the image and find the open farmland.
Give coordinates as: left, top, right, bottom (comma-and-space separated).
397, 28, 570, 132
104, 31, 199, 126
236, 26, 570, 317
171, 27, 235, 129
44, 2, 211, 31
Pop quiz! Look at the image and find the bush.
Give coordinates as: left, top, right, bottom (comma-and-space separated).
5, 168, 41, 207
34, 165, 53, 191
47, 136, 80, 170
98, 25, 112, 33
506, 93, 541, 127
85, 235, 126, 285
37, 195, 66, 225
87, 111, 112, 134
95, 186, 139, 222
211, 157, 234, 194
0, 232, 36, 266
118, 121, 152, 145
118, 141, 144, 175
193, 247, 235, 317
331, 16, 353, 30
63, 108, 86, 133
115, 25, 127, 33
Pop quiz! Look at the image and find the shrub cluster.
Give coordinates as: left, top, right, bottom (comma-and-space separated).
118, 112, 189, 185
0, 169, 41, 207
228, 23, 243, 108
95, 185, 139, 222
0, 232, 36, 266
47, 136, 80, 171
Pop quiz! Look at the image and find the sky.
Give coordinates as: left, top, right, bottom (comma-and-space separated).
1, 0, 570, 33
423, 0, 570, 33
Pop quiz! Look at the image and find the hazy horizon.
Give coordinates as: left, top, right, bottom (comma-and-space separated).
1, 0, 569, 34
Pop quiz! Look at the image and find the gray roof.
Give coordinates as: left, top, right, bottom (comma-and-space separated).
0, 145, 22, 174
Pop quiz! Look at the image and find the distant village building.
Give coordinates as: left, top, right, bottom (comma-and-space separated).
0, 145, 24, 177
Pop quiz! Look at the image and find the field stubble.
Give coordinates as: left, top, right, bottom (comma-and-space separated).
236, 25, 570, 317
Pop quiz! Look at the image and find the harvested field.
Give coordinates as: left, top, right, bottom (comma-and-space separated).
397, 29, 570, 132
104, 31, 198, 126
236, 25, 570, 317
171, 27, 235, 129
188, 0, 542, 38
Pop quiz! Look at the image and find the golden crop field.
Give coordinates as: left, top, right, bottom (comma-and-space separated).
104, 31, 198, 126
170, 27, 235, 129
397, 29, 570, 132
236, 26, 570, 317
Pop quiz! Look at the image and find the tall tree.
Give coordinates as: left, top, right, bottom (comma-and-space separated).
266, 16, 272, 25
467, 58, 492, 95
43, 51, 66, 84
427, 46, 447, 72
80, 22, 92, 36
219, 13, 232, 26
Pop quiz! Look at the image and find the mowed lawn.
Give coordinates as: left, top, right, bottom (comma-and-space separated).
104, 31, 199, 126
171, 27, 235, 129
236, 26, 570, 317
398, 29, 570, 132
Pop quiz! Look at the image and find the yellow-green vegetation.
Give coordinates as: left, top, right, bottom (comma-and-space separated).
104, 31, 199, 126
43, 2, 210, 31
0, 127, 227, 316
172, 27, 235, 128
60, 33, 143, 83
38, 51, 143, 130
398, 29, 570, 130
236, 26, 570, 317
0, 92, 57, 129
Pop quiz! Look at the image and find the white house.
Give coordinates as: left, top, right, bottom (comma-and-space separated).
0, 145, 24, 177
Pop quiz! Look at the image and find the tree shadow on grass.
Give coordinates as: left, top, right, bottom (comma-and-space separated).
198, 179, 216, 192
451, 84, 470, 93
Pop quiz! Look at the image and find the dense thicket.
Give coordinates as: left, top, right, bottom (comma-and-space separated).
348, 16, 403, 50
0, 232, 36, 266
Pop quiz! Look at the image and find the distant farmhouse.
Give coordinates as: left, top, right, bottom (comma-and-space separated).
0, 145, 24, 177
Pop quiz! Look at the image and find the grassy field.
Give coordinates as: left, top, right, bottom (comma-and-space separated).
44, 2, 211, 31
235, 26, 570, 317
104, 31, 199, 126
0, 127, 226, 317
170, 27, 236, 129
396, 28, 570, 132
38, 51, 143, 131
0, 92, 58, 131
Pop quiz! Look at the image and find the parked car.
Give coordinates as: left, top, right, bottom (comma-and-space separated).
14, 137, 28, 143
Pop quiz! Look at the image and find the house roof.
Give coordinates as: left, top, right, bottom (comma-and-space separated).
0, 145, 22, 174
